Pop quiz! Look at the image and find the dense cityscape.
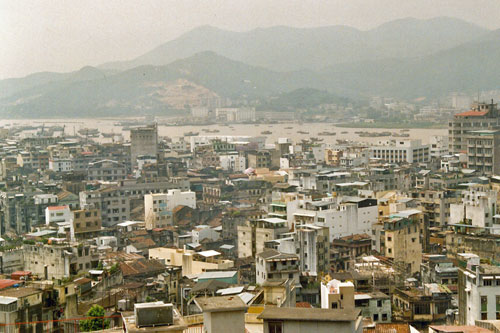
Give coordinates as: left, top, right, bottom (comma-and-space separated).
3, 1, 500, 332
0, 98, 497, 332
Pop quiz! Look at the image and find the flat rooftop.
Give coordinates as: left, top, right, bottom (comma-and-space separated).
258, 307, 360, 322
195, 296, 247, 312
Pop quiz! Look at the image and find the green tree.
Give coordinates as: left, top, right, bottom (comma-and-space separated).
79, 305, 109, 331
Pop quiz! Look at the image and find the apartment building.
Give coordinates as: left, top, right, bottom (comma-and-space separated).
296, 224, 330, 276
144, 189, 196, 229
458, 254, 500, 325
449, 188, 498, 233
449, 101, 500, 154
87, 159, 127, 181
466, 130, 500, 175
292, 197, 377, 242
237, 218, 289, 258
256, 249, 300, 286
80, 178, 190, 226
370, 140, 429, 164
130, 124, 158, 167
382, 209, 423, 274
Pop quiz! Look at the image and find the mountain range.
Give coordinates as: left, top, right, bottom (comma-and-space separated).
1, 17, 500, 118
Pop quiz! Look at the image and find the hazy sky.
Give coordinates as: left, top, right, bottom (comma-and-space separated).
2, 0, 500, 79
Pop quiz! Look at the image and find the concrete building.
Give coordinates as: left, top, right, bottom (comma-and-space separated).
256, 249, 300, 286
382, 209, 423, 274
292, 198, 377, 242
458, 255, 500, 325
258, 307, 363, 333
45, 205, 72, 225
195, 296, 247, 333
80, 178, 190, 226
130, 124, 158, 167
321, 278, 355, 310
87, 159, 127, 181
71, 206, 101, 240
144, 190, 196, 229
23, 243, 99, 279
296, 224, 329, 276
49, 158, 73, 172
219, 153, 246, 172
354, 291, 392, 323
449, 188, 498, 234
449, 101, 500, 154
370, 140, 429, 164
392, 283, 452, 325
466, 130, 500, 175
430, 135, 449, 159
237, 218, 289, 258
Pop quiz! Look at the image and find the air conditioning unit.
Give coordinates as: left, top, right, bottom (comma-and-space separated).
134, 302, 173, 327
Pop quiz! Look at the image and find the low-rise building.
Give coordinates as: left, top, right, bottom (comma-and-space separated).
258, 307, 363, 333
256, 249, 300, 286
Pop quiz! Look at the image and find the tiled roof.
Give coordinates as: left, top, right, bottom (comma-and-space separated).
47, 206, 69, 210
363, 323, 410, 333
0, 279, 20, 290
119, 259, 165, 277
455, 110, 489, 117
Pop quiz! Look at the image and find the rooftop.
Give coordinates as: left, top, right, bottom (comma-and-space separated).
258, 307, 360, 322
195, 296, 247, 312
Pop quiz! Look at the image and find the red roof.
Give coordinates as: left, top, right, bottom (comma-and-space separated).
455, 110, 489, 117
295, 302, 313, 308
0, 279, 20, 290
11, 271, 31, 280
47, 206, 69, 210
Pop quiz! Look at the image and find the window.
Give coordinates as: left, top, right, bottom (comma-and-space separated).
497, 296, 500, 319
484, 279, 493, 286
382, 313, 388, 321
481, 296, 488, 317
377, 300, 382, 307
373, 314, 379, 321
331, 302, 338, 309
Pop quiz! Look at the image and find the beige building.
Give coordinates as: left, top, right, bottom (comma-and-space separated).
258, 307, 363, 333
23, 243, 99, 279
256, 249, 300, 286
195, 296, 248, 333
382, 209, 423, 274
130, 124, 158, 167
320, 278, 355, 310
466, 130, 500, 175
144, 190, 196, 229
71, 206, 101, 240
237, 218, 288, 258
148, 247, 233, 276
448, 101, 500, 154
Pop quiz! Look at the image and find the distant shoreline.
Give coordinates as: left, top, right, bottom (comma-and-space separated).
336, 122, 446, 129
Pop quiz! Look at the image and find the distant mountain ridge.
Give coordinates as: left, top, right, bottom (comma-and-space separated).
99, 16, 489, 72
1, 17, 500, 118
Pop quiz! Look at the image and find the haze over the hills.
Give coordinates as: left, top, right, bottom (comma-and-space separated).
100, 17, 488, 72
2, 17, 500, 118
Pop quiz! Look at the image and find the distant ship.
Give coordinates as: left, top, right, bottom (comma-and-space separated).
318, 131, 336, 136
184, 131, 199, 136
78, 128, 99, 137
261, 130, 272, 135
297, 130, 309, 134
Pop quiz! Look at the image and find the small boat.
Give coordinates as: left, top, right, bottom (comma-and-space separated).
318, 131, 336, 136
285, 127, 293, 129
298, 130, 309, 134
261, 130, 272, 135
78, 128, 99, 137
184, 131, 199, 136
341, 131, 348, 134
